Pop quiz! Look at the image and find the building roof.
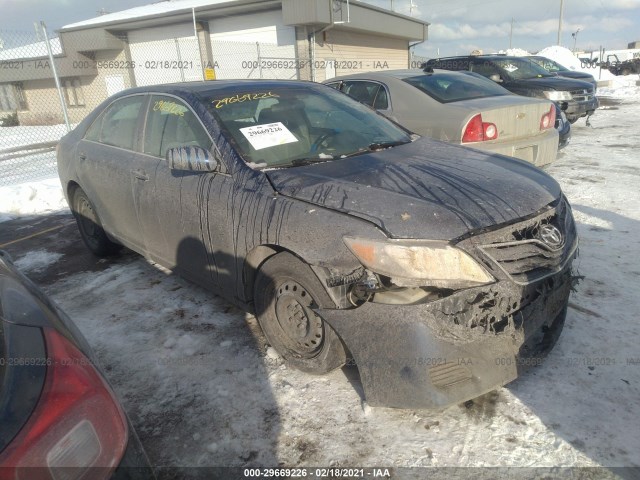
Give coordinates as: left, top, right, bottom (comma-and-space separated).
0, 37, 62, 61
61, 0, 428, 34
62, 0, 251, 30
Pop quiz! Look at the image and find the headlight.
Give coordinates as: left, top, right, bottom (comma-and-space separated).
343, 237, 494, 289
543, 90, 572, 101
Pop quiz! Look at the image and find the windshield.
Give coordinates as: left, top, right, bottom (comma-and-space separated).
531, 57, 569, 73
403, 72, 510, 103
493, 58, 554, 79
201, 85, 412, 168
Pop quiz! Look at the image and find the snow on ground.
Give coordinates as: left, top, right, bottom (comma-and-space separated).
0, 150, 59, 186
0, 124, 70, 151
0, 124, 75, 186
597, 74, 640, 99
6, 81, 640, 472
13, 249, 64, 273
0, 177, 68, 223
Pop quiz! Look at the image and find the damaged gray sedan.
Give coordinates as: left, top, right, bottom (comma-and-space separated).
57, 80, 577, 409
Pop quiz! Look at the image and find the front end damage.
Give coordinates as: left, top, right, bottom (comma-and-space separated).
316, 197, 578, 409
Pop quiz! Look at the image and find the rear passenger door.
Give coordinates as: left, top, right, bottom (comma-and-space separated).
77, 94, 146, 250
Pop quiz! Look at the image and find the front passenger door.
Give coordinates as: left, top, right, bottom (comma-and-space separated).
135, 94, 217, 287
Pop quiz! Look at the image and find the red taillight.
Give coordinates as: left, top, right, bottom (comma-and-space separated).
0, 329, 128, 480
540, 105, 556, 130
462, 114, 498, 143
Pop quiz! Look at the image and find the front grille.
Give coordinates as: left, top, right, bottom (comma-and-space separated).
461, 198, 577, 285
570, 88, 595, 102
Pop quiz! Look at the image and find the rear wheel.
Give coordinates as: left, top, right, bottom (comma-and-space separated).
253, 252, 347, 374
72, 188, 121, 257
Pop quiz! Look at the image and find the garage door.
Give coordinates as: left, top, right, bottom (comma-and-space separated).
129, 24, 203, 86
209, 10, 297, 80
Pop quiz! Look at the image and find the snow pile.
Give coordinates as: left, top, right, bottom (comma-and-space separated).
502, 48, 531, 57
597, 74, 640, 98
14, 249, 64, 273
538, 45, 616, 80
0, 178, 68, 223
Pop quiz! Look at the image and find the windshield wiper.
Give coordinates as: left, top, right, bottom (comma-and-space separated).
342, 140, 411, 158
368, 140, 410, 150
289, 157, 333, 167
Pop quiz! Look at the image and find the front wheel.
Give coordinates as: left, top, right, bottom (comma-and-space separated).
253, 252, 347, 374
72, 188, 121, 257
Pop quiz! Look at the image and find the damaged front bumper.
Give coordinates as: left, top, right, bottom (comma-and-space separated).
318, 268, 573, 410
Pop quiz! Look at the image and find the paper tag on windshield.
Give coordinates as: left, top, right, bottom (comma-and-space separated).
239, 122, 298, 150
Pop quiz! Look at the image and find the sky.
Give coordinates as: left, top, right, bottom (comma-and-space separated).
0, 0, 639, 57
362, 0, 640, 57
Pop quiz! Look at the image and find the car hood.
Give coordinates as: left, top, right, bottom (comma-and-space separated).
557, 71, 595, 82
506, 76, 594, 91
266, 138, 561, 240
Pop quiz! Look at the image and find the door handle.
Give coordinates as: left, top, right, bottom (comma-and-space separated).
78, 152, 86, 161
131, 169, 149, 181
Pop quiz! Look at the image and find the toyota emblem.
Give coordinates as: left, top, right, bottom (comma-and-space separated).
538, 224, 563, 249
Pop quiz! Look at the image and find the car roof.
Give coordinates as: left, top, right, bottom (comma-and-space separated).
324, 68, 477, 82
112, 79, 324, 98
428, 55, 530, 62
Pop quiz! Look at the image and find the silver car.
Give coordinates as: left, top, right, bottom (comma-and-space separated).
325, 69, 559, 167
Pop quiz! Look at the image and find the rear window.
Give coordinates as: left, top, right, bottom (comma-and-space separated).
402, 73, 510, 103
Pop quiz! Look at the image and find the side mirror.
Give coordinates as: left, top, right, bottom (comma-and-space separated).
167, 146, 218, 172
489, 74, 503, 83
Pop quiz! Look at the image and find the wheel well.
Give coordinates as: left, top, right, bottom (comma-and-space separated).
242, 245, 281, 304
67, 181, 81, 204
242, 246, 322, 306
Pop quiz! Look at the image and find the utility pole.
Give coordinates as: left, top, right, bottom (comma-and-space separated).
572, 28, 581, 53
509, 18, 514, 49
390, 0, 394, 11
557, 0, 564, 46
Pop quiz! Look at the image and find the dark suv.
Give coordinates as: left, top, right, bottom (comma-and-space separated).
424, 55, 599, 123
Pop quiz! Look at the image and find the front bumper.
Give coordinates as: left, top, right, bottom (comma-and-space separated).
564, 96, 599, 121
319, 267, 572, 409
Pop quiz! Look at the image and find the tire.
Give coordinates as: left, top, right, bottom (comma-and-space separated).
621, 68, 631, 76
71, 188, 121, 257
253, 252, 347, 374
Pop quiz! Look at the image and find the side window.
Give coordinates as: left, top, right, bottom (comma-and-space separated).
342, 81, 380, 108
325, 82, 341, 90
471, 61, 500, 78
144, 95, 213, 158
84, 95, 144, 150
373, 86, 389, 110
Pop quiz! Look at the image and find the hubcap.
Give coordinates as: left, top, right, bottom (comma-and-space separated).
274, 280, 324, 357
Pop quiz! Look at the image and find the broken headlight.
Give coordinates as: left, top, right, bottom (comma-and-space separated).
343, 237, 494, 289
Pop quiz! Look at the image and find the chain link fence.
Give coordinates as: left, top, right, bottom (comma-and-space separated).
1, 23, 421, 186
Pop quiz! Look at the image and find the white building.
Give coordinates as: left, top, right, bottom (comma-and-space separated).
0, 0, 429, 124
